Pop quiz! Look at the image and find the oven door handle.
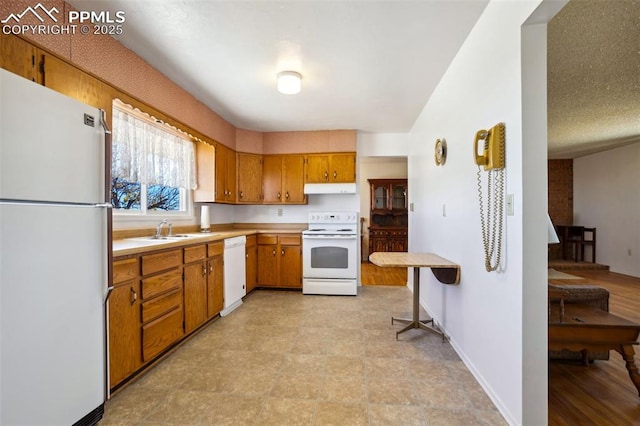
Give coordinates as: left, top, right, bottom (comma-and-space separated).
302, 234, 358, 240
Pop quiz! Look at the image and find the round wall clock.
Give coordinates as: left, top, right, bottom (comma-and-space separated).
434, 138, 447, 166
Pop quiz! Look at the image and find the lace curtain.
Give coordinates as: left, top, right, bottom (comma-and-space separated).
112, 107, 197, 190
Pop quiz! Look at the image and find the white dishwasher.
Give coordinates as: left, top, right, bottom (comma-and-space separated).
221, 235, 246, 316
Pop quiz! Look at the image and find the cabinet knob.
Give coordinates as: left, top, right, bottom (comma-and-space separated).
285, 191, 289, 199
202, 265, 207, 276
129, 287, 137, 305
272, 250, 276, 256
239, 191, 244, 198
277, 192, 281, 199
281, 249, 285, 256
324, 171, 328, 180
333, 171, 337, 178
209, 265, 213, 273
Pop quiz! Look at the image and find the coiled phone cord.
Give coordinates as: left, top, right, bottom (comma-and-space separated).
477, 167, 505, 272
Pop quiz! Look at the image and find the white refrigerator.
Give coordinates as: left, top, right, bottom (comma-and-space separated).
0, 69, 111, 425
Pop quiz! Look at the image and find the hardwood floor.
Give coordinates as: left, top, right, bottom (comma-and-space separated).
360, 261, 407, 286
548, 269, 640, 425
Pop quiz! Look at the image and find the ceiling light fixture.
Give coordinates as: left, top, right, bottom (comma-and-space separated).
277, 71, 302, 95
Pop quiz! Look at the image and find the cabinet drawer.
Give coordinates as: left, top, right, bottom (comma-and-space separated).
142, 307, 184, 362
279, 234, 301, 245
257, 234, 278, 245
141, 269, 182, 300
141, 288, 182, 323
207, 241, 224, 257
184, 245, 206, 264
142, 249, 182, 276
113, 258, 138, 285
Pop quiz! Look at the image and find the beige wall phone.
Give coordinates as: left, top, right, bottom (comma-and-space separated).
474, 122, 506, 272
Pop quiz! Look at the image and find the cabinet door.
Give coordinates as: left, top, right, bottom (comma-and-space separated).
305, 155, 330, 183
329, 154, 356, 183
280, 245, 302, 288
262, 155, 283, 203
194, 142, 215, 202
207, 255, 224, 317
283, 155, 306, 204
0, 33, 40, 83
225, 147, 237, 203
371, 184, 389, 211
390, 183, 408, 211
245, 238, 258, 293
108, 281, 142, 388
215, 144, 228, 203
184, 262, 208, 333
257, 244, 279, 286
237, 153, 262, 203
372, 238, 388, 254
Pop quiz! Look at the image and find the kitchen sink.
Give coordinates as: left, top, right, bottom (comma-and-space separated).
127, 233, 213, 242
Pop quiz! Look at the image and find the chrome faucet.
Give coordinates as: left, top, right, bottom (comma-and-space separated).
155, 218, 168, 239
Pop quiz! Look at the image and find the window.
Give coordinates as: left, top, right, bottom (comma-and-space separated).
111, 101, 197, 216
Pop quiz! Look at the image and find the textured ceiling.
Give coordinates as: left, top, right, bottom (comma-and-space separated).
547, 0, 640, 158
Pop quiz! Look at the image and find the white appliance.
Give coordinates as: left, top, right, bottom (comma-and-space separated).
303, 212, 359, 295
221, 235, 247, 316
0, 69, 110, 425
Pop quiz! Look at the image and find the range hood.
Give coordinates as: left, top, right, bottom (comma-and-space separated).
303, 183, 356, 195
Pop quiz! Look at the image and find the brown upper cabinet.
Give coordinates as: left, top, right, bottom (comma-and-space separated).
1, 34, 112, 123
236, 152, 263, 203
194, 142, 215, 203
262, 154, 306, 204
194, 142, 237, 204
215, 144, 237, 203
305, 153, 356, 183
0, 33, 42, 84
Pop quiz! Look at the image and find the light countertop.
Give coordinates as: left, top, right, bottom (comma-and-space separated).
113, 228, 304, 257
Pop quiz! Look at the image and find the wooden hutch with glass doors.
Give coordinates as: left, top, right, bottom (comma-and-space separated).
368, 178, 408, 255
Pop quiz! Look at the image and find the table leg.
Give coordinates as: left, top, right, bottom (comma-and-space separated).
618, 344, 640, 398
391, 267, 444, 340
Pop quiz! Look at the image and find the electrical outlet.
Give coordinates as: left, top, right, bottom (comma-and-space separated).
409, 202, 414, 212
628, 249, 632, 256
277, 208, 283, 217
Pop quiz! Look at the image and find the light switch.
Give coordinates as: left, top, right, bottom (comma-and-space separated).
506, 194, 514, 216
409, 202, 414, 212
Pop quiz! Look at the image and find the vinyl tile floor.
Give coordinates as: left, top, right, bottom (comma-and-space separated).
100, 286, 505, 425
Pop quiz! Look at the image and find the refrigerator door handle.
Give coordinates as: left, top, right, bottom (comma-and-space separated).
105, 286, 114, 302
100, 109, 111, 135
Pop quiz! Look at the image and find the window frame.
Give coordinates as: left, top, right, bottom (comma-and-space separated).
111, 101, 196, 222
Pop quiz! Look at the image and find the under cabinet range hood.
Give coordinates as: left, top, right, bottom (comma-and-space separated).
303, 183, 357, 195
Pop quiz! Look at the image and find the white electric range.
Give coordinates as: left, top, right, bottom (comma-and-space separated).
302, 212, 359, 296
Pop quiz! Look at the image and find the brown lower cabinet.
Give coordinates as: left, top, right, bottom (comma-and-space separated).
109, 243, 225, 390
109, 258, 142, 387
257, 233, 302, 288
